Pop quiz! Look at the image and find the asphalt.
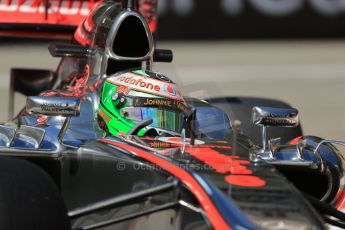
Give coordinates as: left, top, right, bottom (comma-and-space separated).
1, 40, 345, 141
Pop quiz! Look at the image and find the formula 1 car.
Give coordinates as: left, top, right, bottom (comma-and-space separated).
2, 1, 345, 230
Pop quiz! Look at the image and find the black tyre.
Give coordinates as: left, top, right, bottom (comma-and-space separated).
207, 97, 303, 145
0, 157, 70, 230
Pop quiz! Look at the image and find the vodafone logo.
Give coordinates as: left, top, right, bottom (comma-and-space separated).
117, 75, 161, 92
107, 73, 184, 101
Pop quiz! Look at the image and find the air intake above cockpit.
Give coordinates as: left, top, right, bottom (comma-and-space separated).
105, 10, 153, 61
112, 16, 150, 58
104, 9, 154, 75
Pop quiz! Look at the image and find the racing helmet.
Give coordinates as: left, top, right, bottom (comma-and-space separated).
98, 70, 187, 136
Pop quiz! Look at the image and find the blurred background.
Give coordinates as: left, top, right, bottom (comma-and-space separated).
1, 0, 345, 140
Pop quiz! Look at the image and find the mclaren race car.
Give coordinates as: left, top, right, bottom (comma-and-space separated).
1, 1, 345, 230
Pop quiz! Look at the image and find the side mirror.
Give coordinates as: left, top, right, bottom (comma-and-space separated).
48, 43, 93, 57
26, 96, 81, 147
252, 106, 299, 127
252, 106, 299, 153
26, 96, 80, 117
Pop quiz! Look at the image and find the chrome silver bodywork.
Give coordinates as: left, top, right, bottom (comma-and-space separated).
252, 106, 300, 159
93, 9, 154, 82
0, 6, 154, 155
251, 134, 345, 204
250, 107, 345, 204
0, 93, 102, 155
104, 10, 154, 62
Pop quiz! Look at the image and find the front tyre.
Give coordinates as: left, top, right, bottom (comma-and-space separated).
0, 157, 70, 230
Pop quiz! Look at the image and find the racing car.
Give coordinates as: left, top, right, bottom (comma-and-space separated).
1, 0, 345, 230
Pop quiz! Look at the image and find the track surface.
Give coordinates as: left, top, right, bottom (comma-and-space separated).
0, 41, 345, 140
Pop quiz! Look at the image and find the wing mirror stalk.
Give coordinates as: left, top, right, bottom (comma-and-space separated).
252, 106, 299, 160
26, 96, 80, 148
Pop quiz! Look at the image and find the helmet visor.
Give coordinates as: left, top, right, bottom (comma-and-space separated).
122, 107, 185, 133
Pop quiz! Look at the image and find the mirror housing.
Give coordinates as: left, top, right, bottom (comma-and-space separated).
252, 106, 299, 158
252, 106, 299, 127
26, 96, 80, 117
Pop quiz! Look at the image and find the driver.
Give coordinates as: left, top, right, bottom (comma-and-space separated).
98, 70, 187, 137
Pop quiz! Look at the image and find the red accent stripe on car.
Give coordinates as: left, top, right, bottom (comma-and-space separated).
100, 139, 231, 230
289, 136, 303, 145
335, 190, 345, 210
185, 147, 266, 187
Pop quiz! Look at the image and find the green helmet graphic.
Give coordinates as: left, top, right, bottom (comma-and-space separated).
99, 70, 187, 137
